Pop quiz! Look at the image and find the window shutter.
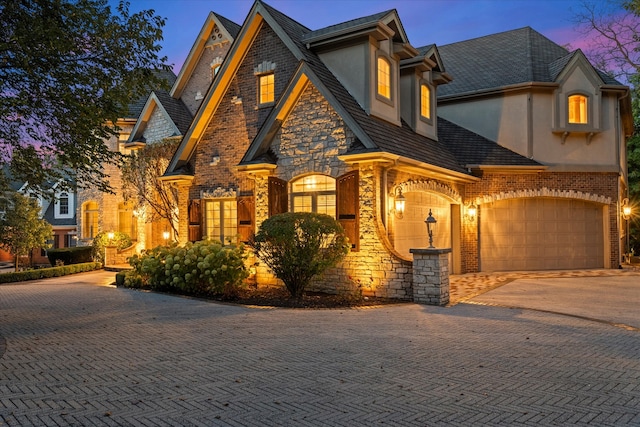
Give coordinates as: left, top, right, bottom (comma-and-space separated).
337, 170, 359, 251
268, 177, 288, 217
237, 196, 254, 243
188, 199, 202, 242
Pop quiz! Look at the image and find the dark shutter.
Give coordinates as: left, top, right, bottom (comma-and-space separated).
268, 177, 288, 217
237, 196, 254, 243
337, 170, 359, 251
188, 199, 202, 242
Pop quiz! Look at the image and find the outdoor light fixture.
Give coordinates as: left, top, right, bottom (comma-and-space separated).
465, 203, 477, 222
163, 231, 171, 241
392, 187, 406, 219
107, 231, 115, 240
622, 198, 632, 220
425, 209, 437, 248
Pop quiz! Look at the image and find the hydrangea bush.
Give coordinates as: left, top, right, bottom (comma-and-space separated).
126, 239, 249, 296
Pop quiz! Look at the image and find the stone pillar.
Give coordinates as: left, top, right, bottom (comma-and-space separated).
409, 248, 452, 306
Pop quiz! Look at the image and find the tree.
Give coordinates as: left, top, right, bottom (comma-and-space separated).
120, 138, 181, 238
0, 193, 52, 271
252, 212, 350, 299
0, 0, 171, 195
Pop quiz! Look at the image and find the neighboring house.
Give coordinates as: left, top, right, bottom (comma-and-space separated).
160, 0, 632, 300
75, 12, 240, 261
0, 175, 77, 265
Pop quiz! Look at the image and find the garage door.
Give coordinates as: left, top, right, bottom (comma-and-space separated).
480, 198, 604, 271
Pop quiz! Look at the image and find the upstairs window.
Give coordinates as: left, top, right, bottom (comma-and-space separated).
568, 94, 588, 124
420, 84, 431, 120
59, 193, 69, 215
259, 73, 275, 105
377, 57, 391, 99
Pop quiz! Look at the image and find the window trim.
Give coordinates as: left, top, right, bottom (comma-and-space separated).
204, 199, 238, 244
257, 72, 275, 107
375, 54, 393, 104
419, 81, 433, 124
289, 174, 337, 219
567, 93, 589, 125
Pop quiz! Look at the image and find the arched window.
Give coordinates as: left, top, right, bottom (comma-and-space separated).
118, 202, 137, 239
420, 84, 431, 119
82, 201, 99, 239
290, 175, 336, 218
568, 94, 588, 124
377, 57, 391, 99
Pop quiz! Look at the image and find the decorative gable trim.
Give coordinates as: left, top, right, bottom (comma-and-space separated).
254, 60, 276, 75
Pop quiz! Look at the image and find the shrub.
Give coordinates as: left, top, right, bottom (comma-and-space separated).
0, 262, 102, 284
252, 212, 350, 299
128, 239, 249, 296
92, 231, 133, 264
47, 246, 93, 266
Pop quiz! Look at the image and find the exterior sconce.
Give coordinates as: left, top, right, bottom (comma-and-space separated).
425, 209, 437, 248
622, 198, 632, 220
392, 187, 406, 219
465, 204, 477, 222
163, 231, 171, 241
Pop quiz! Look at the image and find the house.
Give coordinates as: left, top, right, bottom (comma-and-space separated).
75, 13, 240, 263
0, 173, 77, 266
157, 0, 632, 300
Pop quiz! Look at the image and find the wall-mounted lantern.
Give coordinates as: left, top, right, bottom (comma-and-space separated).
392, 187, 406, 219
622, 198, 632, 220
425, 209, 437, 248
465, 203, 477, 222
163, 231, 171, 242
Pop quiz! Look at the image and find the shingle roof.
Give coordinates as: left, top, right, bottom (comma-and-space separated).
42, 201, 76, 226
127, 69, 177, 119
153, 91, 193, 135
302, 10, 393, 43
213, 12, 242, 39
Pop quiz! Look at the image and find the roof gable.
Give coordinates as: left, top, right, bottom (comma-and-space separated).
129, 92, 193, 144
170, 12, 241, 99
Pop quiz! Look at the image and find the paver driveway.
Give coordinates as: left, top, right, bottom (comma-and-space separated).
1, 271, 639, 426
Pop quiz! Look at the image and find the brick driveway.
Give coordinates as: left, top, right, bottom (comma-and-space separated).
1, 271, 639, 426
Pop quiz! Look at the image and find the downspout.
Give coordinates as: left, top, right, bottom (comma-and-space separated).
527, 94, 534, 158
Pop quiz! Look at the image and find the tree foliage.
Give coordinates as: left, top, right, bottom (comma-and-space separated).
252, 212, 350, 299
0, 0, 171, 195
120, 138, 180, 237
0, 193, 52, 271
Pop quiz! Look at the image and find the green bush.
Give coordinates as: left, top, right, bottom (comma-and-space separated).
92, 231, 133, 264
47, 246, 94, 266
0, 262, 102, 284
127, 239, 249, 296
252, 212, 350, 299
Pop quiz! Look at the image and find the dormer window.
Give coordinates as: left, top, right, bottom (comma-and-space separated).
59, 193, 69, 215
377, 56, 391, 99
420, 83, 431, 120
568, 94, 588, 124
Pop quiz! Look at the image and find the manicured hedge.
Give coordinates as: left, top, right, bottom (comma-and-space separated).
0, 262, 102, 284
47, 246, 94, 266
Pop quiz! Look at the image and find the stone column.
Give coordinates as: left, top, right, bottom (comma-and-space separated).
409, 248, 452, 306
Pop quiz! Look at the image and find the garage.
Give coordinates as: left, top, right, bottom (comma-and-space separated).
480, 198, 604, 271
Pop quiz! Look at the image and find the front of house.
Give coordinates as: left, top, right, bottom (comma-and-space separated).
77, 1, 632, 299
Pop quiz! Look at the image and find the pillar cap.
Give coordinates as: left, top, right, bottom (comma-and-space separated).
410, 248, 452, 255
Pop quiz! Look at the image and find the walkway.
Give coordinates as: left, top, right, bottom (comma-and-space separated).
1, 270, 639, 426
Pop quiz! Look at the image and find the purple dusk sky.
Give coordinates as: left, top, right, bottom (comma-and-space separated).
122, 0, 594, 73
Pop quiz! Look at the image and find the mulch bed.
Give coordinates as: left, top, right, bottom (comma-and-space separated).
211, 287, 409, 309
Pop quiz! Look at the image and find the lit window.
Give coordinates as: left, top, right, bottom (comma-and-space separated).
420, 84, 431, 119
82, 201, 99, 239
568, 95, 588, 124
290, 175, 336, 218
377, 57, 391, 99
118, 202, 137, 239
259, 73, 275, 105
204, 200, 238, 243
59, 193, 69, 215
